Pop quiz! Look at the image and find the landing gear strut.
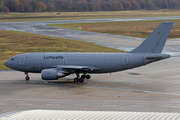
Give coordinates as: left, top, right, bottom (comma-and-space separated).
25, 72, 30, 81
74, 72, 80, 83
73, 72, 91, 83
79, 75, 84, 83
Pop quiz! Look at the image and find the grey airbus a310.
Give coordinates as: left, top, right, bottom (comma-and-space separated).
4, 22, 173, 82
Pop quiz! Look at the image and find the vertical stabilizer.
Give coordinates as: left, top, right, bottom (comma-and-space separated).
129, 22, 174, 53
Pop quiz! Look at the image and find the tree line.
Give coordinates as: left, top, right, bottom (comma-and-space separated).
1, 0, 180, 13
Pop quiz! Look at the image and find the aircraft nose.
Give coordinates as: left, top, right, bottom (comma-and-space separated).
4, 60, 9, 67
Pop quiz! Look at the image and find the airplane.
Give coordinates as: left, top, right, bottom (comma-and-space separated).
4, 22, 173, 83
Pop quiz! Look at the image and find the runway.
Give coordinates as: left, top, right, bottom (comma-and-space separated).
0, 17, 180, 116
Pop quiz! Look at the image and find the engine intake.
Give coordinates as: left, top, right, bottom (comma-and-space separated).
41, 69, 64, 80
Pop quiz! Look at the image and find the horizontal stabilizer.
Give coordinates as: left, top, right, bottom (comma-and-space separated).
145, 54, 171, 61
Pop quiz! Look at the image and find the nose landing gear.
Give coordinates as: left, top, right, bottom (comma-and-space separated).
25, 72, 30, 81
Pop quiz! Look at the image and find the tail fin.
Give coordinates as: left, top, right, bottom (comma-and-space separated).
129, 22, 174, 53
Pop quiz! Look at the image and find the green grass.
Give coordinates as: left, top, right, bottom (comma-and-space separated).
0, 30, 123, 70
1, 10, 180, 22
48, 19, 180, 39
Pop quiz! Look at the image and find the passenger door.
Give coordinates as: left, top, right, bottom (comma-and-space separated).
122, 55, 128, 65
19, 56, 29, 71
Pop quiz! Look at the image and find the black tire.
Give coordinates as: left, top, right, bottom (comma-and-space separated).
86, 75, 91, 79
81, 75, 85, 79
79, 78, 84, 83
25, 76, 30, 81
74, 78, 78, 82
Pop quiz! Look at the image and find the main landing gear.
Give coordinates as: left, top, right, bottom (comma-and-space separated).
74, 72, 91, 83
25, 72, 30, 81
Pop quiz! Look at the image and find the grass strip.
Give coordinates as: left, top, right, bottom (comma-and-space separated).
48, 19, 180, 39
1, 10, 180, 22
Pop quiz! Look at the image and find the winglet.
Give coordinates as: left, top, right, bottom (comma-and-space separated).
129, 22, 174, 53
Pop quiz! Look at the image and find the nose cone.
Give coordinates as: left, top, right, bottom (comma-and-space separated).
4, 60, 9, 68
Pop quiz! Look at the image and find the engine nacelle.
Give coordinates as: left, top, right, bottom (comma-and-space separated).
41, 69, 64, 80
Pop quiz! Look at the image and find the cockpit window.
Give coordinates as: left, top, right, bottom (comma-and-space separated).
10, 58, 14, 61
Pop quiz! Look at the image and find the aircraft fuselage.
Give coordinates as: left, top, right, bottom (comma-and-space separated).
5, 52, 168, 74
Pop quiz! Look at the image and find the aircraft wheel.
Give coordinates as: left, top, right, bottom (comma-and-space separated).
81, 75, 85, 79
74, 78, 78, 82
86, 75, 91, 79
79, 78, 84, 83
25, 76, 30, 81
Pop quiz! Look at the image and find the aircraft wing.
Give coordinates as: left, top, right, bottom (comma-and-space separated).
51, 65, 100, 72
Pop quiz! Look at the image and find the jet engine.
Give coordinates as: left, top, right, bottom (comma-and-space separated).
41, 69, 64, 80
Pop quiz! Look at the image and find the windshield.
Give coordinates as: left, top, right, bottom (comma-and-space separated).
10, 58, 14, 61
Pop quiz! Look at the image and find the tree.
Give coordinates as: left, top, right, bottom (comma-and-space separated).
88, 2, 96, 11
23, 0, 29, 4
110, 1, 116, 11
24, 3, 32, 12
4, 6, 9, 14
118, 2, 123, 10
47, 2, 56, 12
16, 3, 25, 12
0, 5, 9, 14
169, 0, 180, 9
137, 0, 146, 9
38, 2, 47, 12
29, 0, 39, 12
162, 0, 168, 8
131, 0, 140, 10
5, 0, 17, 12
83, 2, 89, 11
174, 0, 180, 9
100, 2, 109, 11
76, 2, 84, 11
122, 1, 132, 10
14, 0, 19, 4
0, 6, 3, 14
94, 2, 100, 11
146, 0, 156, 10
1, 0, 178, 12
153, 0, 162, 9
